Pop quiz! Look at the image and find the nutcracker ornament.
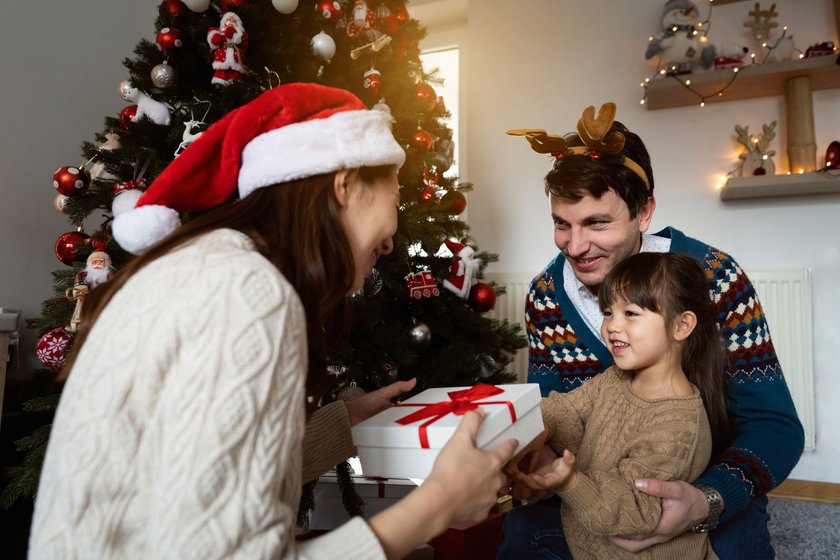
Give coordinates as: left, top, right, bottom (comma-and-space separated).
207, 12, 249, 85
441, 239, 480, 299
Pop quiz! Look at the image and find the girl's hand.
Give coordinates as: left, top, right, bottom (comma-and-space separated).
510, 449, 578, 493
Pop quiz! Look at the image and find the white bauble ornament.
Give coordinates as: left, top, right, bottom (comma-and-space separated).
272, 0, 299, 14
111, 189, 144, 217
311, 31, 336, 61
181, 0, 211, 12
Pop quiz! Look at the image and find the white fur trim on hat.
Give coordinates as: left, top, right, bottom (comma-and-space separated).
112, 204, 181, 255
238, 109, 406, 197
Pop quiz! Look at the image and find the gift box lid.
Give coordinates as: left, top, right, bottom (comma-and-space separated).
352, 383, 541, 450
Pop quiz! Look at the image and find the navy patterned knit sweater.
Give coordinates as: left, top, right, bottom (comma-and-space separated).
525, 227, 804, 522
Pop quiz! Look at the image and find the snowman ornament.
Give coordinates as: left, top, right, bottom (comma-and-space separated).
645, 0, 717, 74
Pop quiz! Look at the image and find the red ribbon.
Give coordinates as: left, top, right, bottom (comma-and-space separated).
395, 384, 516, 449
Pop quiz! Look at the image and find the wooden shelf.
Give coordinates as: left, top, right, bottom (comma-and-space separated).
646, 55, 840, 110
720, 171, 840, 200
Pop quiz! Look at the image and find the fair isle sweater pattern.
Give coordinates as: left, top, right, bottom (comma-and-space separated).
525, 227, 804, 522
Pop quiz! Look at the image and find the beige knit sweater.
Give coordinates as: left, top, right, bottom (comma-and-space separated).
542, 367, 717, 560
30, 229, 385, 560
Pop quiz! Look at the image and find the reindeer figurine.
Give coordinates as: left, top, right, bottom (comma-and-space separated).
174, 105, 210, 157
735, 120, 777, 176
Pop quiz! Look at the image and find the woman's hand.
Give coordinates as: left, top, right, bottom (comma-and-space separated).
424, 409, 520, 524
344, 378, 417, 426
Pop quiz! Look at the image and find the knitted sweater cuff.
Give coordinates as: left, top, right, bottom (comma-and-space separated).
302, 401, 356, 484
693, 468, 751, 525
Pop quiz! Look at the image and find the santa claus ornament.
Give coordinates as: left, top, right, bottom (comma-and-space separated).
208, 12, 249, 85
441, 239, 480, 299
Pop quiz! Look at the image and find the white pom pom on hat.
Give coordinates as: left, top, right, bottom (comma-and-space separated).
112, 82, 406, 254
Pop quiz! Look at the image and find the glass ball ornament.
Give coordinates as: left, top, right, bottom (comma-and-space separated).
36, 327, 76, 372
316, 0, 343, 22
411, 128, 434, 151
54, 230, 91, 266
54, 194, 70, 213
381, 361, 399, 380
311, 31, 336, 61
414, 82, 437, 112
468, 282, 497, 313
409, 321, 432, 349
441, 191, 467, 215
181, 0, 211, 12
165, 0, 186, 16
119, 105, 138, 129
272, 0, 299, 14
477, 355, 496, 379
53, 166, 89, 197
156, 27, 183, 52
151, 62, 177, 89
337, 381, 367, 401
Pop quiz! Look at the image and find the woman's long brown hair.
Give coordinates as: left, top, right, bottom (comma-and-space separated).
598, 252, 735, 458
62, 166, 393, 407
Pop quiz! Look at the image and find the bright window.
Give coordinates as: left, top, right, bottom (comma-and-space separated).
420, 47, 459, 179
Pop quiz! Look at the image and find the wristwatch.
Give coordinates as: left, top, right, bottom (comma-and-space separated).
690, 484, 723, 533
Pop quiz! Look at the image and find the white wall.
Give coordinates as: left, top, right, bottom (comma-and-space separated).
424, 0, 840, 483
1, 1, 153, 374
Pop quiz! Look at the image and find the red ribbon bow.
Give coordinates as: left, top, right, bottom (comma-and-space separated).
395, 384, 516, 449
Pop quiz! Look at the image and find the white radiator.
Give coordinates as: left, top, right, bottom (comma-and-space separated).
485, 269, 816, 451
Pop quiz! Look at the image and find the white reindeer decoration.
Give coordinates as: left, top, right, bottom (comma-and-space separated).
174, 105, 210, 157
735, 121, 777, 176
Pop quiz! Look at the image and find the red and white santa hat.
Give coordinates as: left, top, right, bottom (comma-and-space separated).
112, 82, 406, 254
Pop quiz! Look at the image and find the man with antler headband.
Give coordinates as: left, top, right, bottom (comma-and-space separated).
499, 104, 803, 559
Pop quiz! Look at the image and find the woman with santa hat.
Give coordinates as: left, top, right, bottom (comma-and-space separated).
30, 83, 516, 559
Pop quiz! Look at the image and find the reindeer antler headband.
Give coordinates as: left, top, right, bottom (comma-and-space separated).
506, 102, 651, 190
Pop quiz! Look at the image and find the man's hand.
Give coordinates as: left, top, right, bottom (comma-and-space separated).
344, 378, 417, 426
608, 479, 711, 552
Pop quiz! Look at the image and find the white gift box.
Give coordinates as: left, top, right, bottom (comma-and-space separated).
308, 474, 418, 530
351, 383, 543, 480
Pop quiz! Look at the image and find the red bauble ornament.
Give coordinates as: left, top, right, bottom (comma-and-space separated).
156, 27, 183, 52
165, 0, 186, 16
469, 282, 497, 313
221, 0, 249, 10
826, 141, 840, 168
364, 68, 381, 96
120, 105, 138, 129
54, 230, 91, 266
52, 166, 89, 197
441, 191, 467, 215
36, 327, 76, 372
316, 0, 344, 22
383, 3, 409, 32
412, 128, 434, 151
414, 82, 437, 112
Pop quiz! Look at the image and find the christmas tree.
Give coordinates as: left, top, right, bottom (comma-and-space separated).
2, 0, 525, 513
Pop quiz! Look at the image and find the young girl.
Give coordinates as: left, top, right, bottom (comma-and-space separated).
510, 252, 733, 560
29, 84, 516, 560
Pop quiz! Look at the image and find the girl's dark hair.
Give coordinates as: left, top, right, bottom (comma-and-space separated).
544, 121, 654, 219
62, 165, 395, 409
598, 252, 734, 457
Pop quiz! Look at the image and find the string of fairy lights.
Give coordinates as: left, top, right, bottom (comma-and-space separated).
639, 0, 813, 108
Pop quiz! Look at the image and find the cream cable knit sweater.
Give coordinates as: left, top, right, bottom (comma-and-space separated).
30, 229, 385, 560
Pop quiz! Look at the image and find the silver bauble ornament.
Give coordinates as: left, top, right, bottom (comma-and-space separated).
409, 321, 432, 349
272, 0, 299, 14
181, 0, 211, 12
337, 381, 367, 401
478, 354, 497, 379
311, 31, 337, 61
54, 194, 70, 213
151, 63, 177, 89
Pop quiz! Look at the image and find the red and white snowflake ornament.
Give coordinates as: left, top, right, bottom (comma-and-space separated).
36, 327, 75, 372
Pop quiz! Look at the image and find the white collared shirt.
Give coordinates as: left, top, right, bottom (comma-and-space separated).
563, 234, 672, 344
